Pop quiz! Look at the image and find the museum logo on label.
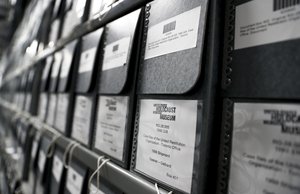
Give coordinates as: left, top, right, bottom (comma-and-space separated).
153, 103, 176, 121
105, 98, 117, 111
263, 109, 300, 135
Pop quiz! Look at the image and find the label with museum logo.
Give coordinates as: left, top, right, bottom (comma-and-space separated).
135, 99, 198, 193
229, 103, 300, 194
95, 96, 129, 161
71, 95, 93, 145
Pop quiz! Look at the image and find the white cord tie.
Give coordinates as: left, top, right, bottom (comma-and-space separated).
88, 157, 110, 194
63, 141, 79, 168
68, 142, 79, 167
46, 134, 61, 158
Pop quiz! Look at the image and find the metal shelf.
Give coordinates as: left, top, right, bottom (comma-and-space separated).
0, 98, 169, 194
2, 0, 152, 85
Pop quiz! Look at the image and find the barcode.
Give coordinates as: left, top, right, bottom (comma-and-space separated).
163, 21, 176, 34
273, 0, 300, 11
113, 44, 119, 52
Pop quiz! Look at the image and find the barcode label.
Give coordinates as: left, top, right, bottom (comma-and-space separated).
235, 0, 300, 49
102, 37, 131, 71
163, 21, 176, 34
273, 0, 300, 11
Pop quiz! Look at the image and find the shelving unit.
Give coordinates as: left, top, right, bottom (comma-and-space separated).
2, 0, 152, 85
0, 98, 169, 194
3, 0, 298, 194
0, 1, 181, 193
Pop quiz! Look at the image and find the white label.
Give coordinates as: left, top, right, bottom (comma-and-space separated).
49, 20, 60, 43
51, 53, 63, 78
235, 0, 300, 50
52, 155, 63, 182
47, 94, 57, 126
72, 96, 93, 145
135, 99, 198, 193
38, 93, 48, 121
89, 0, 102, 19
38, 151, 46, 173
144, 6, 201, 60
60, 48, 73, 78
25, 93, 31, 112
66, 167, 84, 194
31, 140, 38, 159
229, 103, 300, 194
62, 11, 81, 38
95, 96, 129, 160
55, 94, 69, 133
102, 37, 131, 71
75, 0, 86, 18
79, 47, 97, 73
89, 184, 105, 194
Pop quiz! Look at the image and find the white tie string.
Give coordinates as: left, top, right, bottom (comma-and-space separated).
46, 134, 61, 158
88, 157, 110, 194
63, 141, 79, 168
